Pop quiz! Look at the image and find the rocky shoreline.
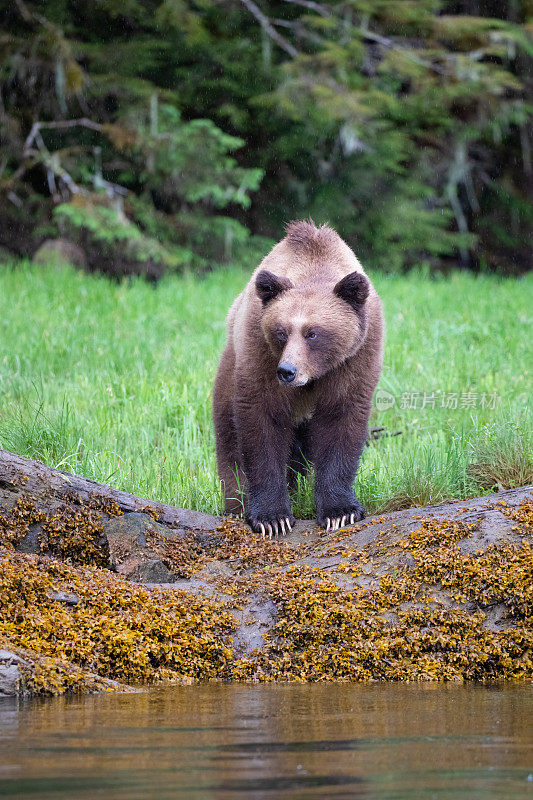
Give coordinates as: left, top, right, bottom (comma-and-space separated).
1, 450, 531, 695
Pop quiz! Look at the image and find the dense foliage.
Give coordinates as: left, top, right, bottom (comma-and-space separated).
1, 0, 531, 273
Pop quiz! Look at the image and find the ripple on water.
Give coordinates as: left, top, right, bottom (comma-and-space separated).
0, 683, 532, 800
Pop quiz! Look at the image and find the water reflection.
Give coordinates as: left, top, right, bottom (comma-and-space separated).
0, 684, 531, 799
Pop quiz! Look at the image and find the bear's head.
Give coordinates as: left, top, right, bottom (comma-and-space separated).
256, 269, 370, 387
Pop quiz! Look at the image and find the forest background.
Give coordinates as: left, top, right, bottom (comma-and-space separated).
1, 0, 532, 276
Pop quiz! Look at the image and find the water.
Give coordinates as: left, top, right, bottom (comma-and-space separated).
0, 684, 531, 799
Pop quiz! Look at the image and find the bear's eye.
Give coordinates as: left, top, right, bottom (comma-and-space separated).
305, 330, 317, 340
275, 328, 287, 343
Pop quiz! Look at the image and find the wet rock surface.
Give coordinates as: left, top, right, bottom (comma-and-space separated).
0, 650, 28, 696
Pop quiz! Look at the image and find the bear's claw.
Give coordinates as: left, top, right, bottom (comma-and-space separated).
325, 513, 355, 531
320, 504, 365, 532
249, 515, 293, 537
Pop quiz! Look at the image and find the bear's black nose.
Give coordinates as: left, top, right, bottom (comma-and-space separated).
277, 362, 297, 383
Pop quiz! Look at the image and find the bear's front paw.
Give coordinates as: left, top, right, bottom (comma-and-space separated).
318, 500, 365, 532
247, 513, 296, 538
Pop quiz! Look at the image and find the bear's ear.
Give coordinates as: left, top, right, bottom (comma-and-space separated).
255, 270, 293, 305
334, 271, 369, 312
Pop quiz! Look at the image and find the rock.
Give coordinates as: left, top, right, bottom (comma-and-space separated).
126, 558, 174, 583
232, 598, 278, 658
33, 238, 87, 270
197, 560, 235, 580
103, 512, 182, 581
49, 591, 80, 606
458, 509, 517, 553
104, 511, 178, 545
0, 650, 28, 696
16, 524, 41, 554
104, 512, 180, 550
173, 509, 220, 531
0, 649, 26, 661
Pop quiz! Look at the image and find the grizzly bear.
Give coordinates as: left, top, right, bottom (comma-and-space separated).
213, 220, 383, 535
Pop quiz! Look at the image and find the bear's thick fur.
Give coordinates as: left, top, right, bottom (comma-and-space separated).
213, 220, 383, 534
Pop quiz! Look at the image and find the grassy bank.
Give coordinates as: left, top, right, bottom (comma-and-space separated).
0, 262, 531, 516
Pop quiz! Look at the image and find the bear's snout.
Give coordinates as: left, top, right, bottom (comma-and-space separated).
277, 362, 297, 384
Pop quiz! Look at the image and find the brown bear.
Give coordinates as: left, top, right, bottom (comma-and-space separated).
213, 220, 383, 535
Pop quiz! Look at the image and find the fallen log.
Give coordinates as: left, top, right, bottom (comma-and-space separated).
0, 448, 218, 531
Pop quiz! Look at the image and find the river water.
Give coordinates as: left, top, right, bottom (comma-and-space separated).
0, 684, 531, 799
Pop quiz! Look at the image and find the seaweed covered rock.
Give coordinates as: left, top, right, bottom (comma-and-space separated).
233, 503, 533, 682
104, 512, 181, 582
1, 495, 114, 566
0, 449, 532, 694
0, 549, 236, 695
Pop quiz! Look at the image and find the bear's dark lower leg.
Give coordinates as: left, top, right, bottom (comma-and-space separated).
310, 406, 368, 531
235, 397, 295, 536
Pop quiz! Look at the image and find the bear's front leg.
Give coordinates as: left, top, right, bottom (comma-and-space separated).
310, 402, 369, 532
235, 393, 295, 537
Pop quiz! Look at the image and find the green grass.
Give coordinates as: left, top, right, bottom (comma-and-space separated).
0, 261, 531, 517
